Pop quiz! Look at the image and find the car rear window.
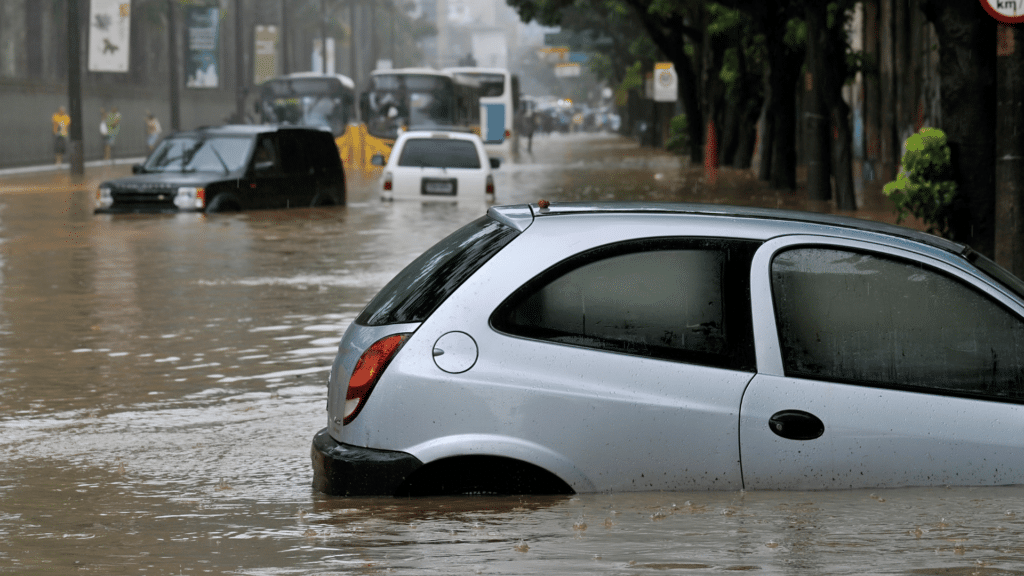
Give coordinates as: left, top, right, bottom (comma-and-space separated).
397, 138, 481, 169
356, 215, 519, 326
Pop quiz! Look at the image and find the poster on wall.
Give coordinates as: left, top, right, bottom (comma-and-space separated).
88, 0, 131, 73
186, 6, 220, 88
254, 25, 279, 86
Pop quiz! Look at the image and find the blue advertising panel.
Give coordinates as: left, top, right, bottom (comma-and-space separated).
484, 103, 506, 143
186, 7, 220, 88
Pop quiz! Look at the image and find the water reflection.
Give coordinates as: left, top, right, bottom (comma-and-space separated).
0, 133, 1019, 575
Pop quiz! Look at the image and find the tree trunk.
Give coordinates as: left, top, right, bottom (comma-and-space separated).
760, 6, 800, 190
831, 98, 857, 210
803, 0, 832, 201
995, 23, 1024, 275
733, 99, 760, 169
920, 0, 996, 256
757, 100, 775, 181
823, 1, 857, 211
675, 53, 705, 163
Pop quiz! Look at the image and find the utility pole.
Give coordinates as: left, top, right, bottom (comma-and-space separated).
995, 22, 1024, 276
67, 0, 84, 176
168, 0, 181, 131
235, 0, 246, 122
280, 0, 290, 75
349, 0, 357, 82
320, 0, 327, 74
370, 1, 377, 71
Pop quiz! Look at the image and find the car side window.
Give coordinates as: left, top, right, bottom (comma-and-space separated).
771, 247, 1024, 401
277, 132, 309, 175
491, 238, 759, 371
252, 136, 279, 172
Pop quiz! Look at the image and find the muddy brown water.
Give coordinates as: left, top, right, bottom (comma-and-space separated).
1, 133, 1023, 575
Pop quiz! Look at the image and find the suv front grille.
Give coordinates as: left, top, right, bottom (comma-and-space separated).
111, 185, 177, 207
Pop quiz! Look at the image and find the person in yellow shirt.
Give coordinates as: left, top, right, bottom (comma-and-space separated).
52, 106, 70, 165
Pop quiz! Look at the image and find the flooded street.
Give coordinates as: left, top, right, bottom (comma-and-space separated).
2, 133, 1024, 575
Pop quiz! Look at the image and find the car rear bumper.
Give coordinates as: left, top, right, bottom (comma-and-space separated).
310, 428, 423, 496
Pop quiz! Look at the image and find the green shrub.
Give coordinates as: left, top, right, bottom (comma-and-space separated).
665, 113, 689, 154
883, 127, 957, 237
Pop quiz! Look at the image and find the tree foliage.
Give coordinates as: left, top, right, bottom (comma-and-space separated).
883, 127, 958, 237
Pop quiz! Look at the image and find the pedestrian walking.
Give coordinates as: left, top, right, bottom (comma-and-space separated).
99, 108, 108, 158
103, 107, 121, 161
145, 111, 162, 151
521, 110, 536, 154
51, 106, 70, 165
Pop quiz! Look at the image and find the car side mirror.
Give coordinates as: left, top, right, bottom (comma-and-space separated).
371, 153, 386, 167
132, 163, 144, 174
254, 160, 274, 172
489, 157, 501, 169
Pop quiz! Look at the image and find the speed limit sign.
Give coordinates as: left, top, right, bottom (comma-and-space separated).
980, 0, 1024, 24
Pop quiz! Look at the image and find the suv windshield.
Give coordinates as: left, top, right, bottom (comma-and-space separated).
397, 138, 481, 169
356, 215, 520, 326
143, 135, 254, 173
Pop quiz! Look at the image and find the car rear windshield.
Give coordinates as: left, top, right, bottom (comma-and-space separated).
355, 215, 520, 326
397, 139, 481, 169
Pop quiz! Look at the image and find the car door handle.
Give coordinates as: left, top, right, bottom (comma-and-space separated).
768, 410, 825, 441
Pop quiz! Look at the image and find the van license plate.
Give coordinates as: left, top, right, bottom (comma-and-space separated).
422, 178, 457, 196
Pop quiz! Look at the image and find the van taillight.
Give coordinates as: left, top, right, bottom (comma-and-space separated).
383, 172, 393, 191
344, 333, 409, 425
504, 129, 511, 139
486, 174, 494, 195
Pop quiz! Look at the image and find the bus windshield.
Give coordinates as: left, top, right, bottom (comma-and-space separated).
366, 74, 456, 139
258, 77, 353, 136
451, 73, 505, 97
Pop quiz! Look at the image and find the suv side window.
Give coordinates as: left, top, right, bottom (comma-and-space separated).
277, 131, 310, 175
252, 135, 280, 173
771, 247, 1024, 400
492, 238, 759, 371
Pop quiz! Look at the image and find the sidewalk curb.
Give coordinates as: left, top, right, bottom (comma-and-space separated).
0, 157, 146, 178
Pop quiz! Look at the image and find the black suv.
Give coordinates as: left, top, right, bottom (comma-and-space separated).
95, 125, 346, 213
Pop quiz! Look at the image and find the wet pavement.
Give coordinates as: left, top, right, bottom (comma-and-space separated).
1, 132, 1023, 575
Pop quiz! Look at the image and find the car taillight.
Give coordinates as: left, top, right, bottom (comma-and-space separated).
486, 174, 494, 195
383, 172, 393, 191
504, 129, 511, 139
344, 333, 409, 425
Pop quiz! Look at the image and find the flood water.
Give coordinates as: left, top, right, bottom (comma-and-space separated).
2, 133, 1024, 575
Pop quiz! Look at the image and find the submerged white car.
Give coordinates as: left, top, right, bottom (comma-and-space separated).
372, 130, 498, 201
312, 202, 1024, 496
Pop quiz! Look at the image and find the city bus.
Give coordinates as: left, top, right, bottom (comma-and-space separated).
444, 67, 520, 154
362, 67, 481, 143
255, 72, 391, 180
257, 69, 481, 180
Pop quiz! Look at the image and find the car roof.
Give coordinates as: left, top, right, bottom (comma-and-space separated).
397, 130, 483, 142
443, 67, 511, 77
488, 201, 969, 257
272, 72, 355, 89
372, 67, 452, 78
170, 124, 327, 137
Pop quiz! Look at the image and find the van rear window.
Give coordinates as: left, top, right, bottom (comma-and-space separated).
356, 215, 520, 326
398, 139, 481, 169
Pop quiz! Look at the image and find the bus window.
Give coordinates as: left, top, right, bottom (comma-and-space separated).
366, 73, 464, 139
257, 75, 354, 138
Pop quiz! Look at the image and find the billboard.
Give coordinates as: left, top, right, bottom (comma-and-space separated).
88, 0, 131, 73
254, 25, 279, 85
653, 62, 678, 102
186, 6, 220, 88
